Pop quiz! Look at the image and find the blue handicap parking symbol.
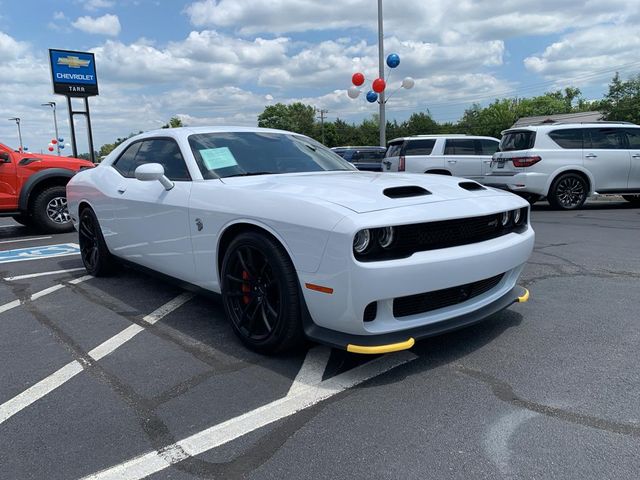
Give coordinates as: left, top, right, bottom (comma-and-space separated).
0, 243, 81, 264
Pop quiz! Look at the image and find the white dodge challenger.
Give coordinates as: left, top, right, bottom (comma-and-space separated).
67, 127, 534, 354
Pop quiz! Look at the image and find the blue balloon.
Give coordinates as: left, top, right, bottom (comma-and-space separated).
58, 137, 64, 143
59, 144, 65, 149
23, 146, 28, 151
386, 53, 400, 68
366, 91, 378, 103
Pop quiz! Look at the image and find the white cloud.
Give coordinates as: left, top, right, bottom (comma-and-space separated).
53, 11, 66, 20
84, 0, 115, 11
72, 14, 121, 36
0, 31, 29, 60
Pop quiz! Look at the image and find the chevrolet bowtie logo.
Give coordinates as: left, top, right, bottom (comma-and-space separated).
57, 56, 90, 68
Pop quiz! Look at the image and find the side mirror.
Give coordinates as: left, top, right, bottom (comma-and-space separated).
0, 152, 10, 163
134, 163, 174, 190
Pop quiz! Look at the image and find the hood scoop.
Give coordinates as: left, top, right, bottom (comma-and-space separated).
458, 181, 486, 191
383, 185, 431, 198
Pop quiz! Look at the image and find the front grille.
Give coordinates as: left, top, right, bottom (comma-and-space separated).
393, 273, 504, 318
355, 210, 527, 262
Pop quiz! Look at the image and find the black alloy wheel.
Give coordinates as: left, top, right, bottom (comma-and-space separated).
78, 208, 114, 276
221, 232, 303, 354
622, 194, 640, 206
548, 173, 588, 210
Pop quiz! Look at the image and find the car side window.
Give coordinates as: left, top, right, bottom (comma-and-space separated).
585, 128, 626, 150
112, 141, 142, 178
360, 150, 385, 161
625, 129, 640, 149
549, 129, 584, 149
479, 139, 499, 155
134, 139, 191, 181
385, 142, 403, 157
444, 139, 476, 155
404, 139, 435, 156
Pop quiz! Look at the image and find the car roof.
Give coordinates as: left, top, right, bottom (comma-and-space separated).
138, 126, 299, 140
503, 122, 640, 134
388, 135, 499, 143
331, 146, 386, 150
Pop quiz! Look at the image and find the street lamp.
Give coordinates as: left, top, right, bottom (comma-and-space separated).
8, 117, 23, 152
41, 102, 60, 155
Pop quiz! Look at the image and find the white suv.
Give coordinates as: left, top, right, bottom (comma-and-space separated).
485, 122, 640, 209
383, 135, 500, 182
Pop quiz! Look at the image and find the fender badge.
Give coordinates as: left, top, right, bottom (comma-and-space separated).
195, 218, 203, 231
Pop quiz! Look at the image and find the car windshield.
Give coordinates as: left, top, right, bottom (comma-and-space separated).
188, 132, 356, 179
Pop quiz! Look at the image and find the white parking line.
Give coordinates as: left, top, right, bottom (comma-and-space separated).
0, 236, 53, 245
0, 275, 92, 315
286, 346, 332, 397
0, 292, 193, 425
4, 267, 86, 281
81, 351, 417, 480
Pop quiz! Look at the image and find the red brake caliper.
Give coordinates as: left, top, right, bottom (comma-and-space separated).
242, 271, 251, 305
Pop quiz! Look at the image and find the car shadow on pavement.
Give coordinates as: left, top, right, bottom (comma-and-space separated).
532, 201, 639, 211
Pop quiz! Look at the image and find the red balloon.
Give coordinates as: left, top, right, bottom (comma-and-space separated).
372, 78, 386, 93
48, 146, 54, 152
352, 72, 365, 86
51, 139, 58, 144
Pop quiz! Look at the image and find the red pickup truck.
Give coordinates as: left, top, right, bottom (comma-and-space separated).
0, 143, 94, 232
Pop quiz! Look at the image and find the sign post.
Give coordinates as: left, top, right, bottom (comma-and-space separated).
48, 49, 99, 163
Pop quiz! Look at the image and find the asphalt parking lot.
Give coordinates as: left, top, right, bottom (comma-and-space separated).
1, 199, 639, 480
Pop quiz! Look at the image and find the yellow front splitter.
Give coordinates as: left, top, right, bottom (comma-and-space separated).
517, 288, 530, 303
347, 337, 415, 355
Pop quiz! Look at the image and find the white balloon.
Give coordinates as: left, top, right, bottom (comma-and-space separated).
65, 143, 71, 147
48, 143, 54, 148
347, 86, 361, 99
401, 77, 415, 89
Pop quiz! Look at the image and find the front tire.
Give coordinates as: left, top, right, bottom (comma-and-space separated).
11, 215, 32, 227
30, 186, 74, 233
221, 231, 304, 354
548, 173, 588, 210
78, 207, 114, 276
622, 195, 640, 206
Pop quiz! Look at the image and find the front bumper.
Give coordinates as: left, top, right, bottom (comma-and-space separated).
304, 285, 529, 352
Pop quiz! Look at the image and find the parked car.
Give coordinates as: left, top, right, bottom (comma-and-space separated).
67, 127, 533, 354
485, 122, 640, 209
331, 146, 387, 171
383, 135, 500, 182
0, 143, 94, 232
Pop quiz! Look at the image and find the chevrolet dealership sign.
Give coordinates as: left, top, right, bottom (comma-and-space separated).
49, 49, 99, 97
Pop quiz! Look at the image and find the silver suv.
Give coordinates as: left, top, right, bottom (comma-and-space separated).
485, 122, 640, 209
383, 134, 499, 182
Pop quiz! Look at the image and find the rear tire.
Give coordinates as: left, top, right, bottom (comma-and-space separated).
221, 231, 304, 354
548, 173, 588, 210
78, 207, 114, 276
622, 195, 640, 206
30, 186, 74, 233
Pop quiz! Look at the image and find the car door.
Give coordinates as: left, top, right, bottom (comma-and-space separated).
442, 138, 482, 178
583, 128, 630, 192
111, 138, 195, 280
625, 128, 640, 189
479, 139, 499, 177
0, 147, 19, 209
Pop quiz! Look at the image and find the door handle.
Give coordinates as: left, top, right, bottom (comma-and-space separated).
447, 159, 457, 164
483, 160, 492, 164
632, 154, 640, 159
585, 153, 597, 159
117, 188, 126, 194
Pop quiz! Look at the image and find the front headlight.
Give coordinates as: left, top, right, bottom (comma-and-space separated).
353, 229, 371, 254
513, 208, 521, 224
378, 226, 395, 248
500, 211, 510, 227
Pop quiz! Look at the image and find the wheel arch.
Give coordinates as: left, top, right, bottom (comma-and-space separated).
18, 168, 75, 212
216, 220, 297, 284
545, 167, 594, 196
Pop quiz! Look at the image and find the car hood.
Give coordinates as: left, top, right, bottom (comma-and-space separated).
21, 153, 94, 170
220, 171, 511, 213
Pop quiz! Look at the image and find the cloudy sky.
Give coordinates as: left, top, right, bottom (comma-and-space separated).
1, 0, 639, 153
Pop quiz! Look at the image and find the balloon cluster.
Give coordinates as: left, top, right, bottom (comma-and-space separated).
47, 137, 66, 152
347, 53, 414, 103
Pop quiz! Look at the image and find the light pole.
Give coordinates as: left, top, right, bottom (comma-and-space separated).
8, 117, 23, 152
377, 0, 385, 147
41, 102, 60, 155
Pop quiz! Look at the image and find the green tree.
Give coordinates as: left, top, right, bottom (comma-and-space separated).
600, 73, 640, 124
162, 116, 184, 128
257, 102, 317, 137
402, 112, 439, 136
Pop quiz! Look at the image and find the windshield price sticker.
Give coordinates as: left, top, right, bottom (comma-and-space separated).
199, 147, 238, 170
